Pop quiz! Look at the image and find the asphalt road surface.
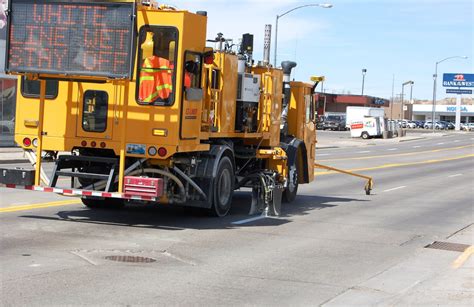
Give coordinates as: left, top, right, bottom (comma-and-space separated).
1, 133, 473, 306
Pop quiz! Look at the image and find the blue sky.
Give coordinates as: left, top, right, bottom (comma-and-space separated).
172, 0, 473, 100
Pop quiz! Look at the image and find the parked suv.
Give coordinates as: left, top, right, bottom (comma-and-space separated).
322, 115, 346, 131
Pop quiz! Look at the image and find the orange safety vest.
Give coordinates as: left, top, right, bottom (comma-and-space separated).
139, 56, 173, 103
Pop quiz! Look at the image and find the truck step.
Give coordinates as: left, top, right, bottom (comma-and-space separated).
50, 155, 118, 192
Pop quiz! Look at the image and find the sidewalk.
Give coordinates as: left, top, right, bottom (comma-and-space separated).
0, 147, 28, 164
324, 224, 474, 306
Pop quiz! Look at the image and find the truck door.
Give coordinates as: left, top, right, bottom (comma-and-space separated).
303, 91, 316, 181
76, 84, 115, 140
180, 52, 203, 139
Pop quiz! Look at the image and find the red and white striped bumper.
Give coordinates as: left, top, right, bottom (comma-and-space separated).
0, 184, 158, 202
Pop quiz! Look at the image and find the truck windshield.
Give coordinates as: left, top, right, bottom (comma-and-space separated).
136, 26, 178, 106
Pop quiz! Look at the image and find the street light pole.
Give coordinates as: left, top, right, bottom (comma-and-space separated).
401, 81, 414, 121
409, 82, 413, 120
273, 3, 333, 67
361, 68, 367, 95
431, 55, 468, 132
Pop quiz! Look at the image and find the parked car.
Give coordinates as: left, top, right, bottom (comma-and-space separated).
322, 115, 347, 131
424, 121, 446, 130
406, 121, 417, 129
462, 123, 474, 131
415, 120, 425, 128
440, 121, 454, 130
0, 119, 14, 134
316, 116, 325, 130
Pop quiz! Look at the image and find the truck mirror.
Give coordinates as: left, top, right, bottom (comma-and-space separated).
185, 61, 197, 74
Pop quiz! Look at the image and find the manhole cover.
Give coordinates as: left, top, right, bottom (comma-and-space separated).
425, 241, 470, 253
104, 255, 156, 263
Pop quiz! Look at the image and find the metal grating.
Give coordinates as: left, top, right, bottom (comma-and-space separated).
425, 241, 470, 253
104, 255, 156, 263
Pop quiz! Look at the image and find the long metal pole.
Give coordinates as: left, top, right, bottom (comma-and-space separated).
390, 74, 394, 120
409, 83, 413, 120
118, 82, 130, 193
431, 63, 438, 133
273, 15, 279, 67
361, 73, 365, 96
34, 79, 46, 186
400, 85, 404, 121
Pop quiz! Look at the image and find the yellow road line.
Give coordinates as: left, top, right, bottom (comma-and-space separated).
452, 246, 474, 269
317, 144, 474, 162
315, 154, 474, 176
0, 199, 81, 213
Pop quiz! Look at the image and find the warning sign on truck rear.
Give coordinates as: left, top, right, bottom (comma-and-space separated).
6, 0, 134, 79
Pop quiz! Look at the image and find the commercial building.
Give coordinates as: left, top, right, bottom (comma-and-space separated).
315, 93, 389, 116
411, 104, 474, 123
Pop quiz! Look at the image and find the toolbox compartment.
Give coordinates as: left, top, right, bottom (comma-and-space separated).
0, 168, 35, 185
124, 176, 164, 197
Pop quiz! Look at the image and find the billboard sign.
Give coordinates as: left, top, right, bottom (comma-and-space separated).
5, 0, 135, 79
446, 89, 472, 95
442, 73, 474, 88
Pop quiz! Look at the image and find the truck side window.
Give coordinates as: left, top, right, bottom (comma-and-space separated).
21, 77, 59, 99
82, 91, 108, 133
183, 52, 202, 89
136, 26, 178, 106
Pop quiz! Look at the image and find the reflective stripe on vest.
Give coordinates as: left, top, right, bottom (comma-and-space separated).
139, 56, 173, 102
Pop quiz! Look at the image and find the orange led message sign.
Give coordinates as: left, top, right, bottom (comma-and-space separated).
6, 1, 134, 79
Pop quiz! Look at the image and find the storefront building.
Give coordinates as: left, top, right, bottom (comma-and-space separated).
412, 104, 474, 123
314, 93, 389, 116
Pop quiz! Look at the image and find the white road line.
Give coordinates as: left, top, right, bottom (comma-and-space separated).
437, 142, 445, 145
318, 153, 330, 156
454, 140, 460, 143
448, 174, 463, 178
383, 186, 407, 193
232, 215, 267, 225
357, 151, 371, 154
413, 145, 421, 148
387, 148, 398, 151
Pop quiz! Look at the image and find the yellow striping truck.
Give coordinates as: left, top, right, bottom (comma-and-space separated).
1, 0, 326, 216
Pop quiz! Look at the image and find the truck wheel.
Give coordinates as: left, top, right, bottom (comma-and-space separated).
81, 197, 125, 210
210, 156, 234, 217
283, 155, 299, 203
361, 132, 370, 139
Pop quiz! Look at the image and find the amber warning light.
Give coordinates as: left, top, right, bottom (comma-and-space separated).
6, 1, 135, 79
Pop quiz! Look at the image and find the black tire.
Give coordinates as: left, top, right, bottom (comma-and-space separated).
361, 131, 370, 139
283, 152, 299, 203
209, 156, 234, 217
81, 197, 125, 210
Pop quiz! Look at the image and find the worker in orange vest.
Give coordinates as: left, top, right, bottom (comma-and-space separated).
139, 32, 173, 103
169, 41, 194, 89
